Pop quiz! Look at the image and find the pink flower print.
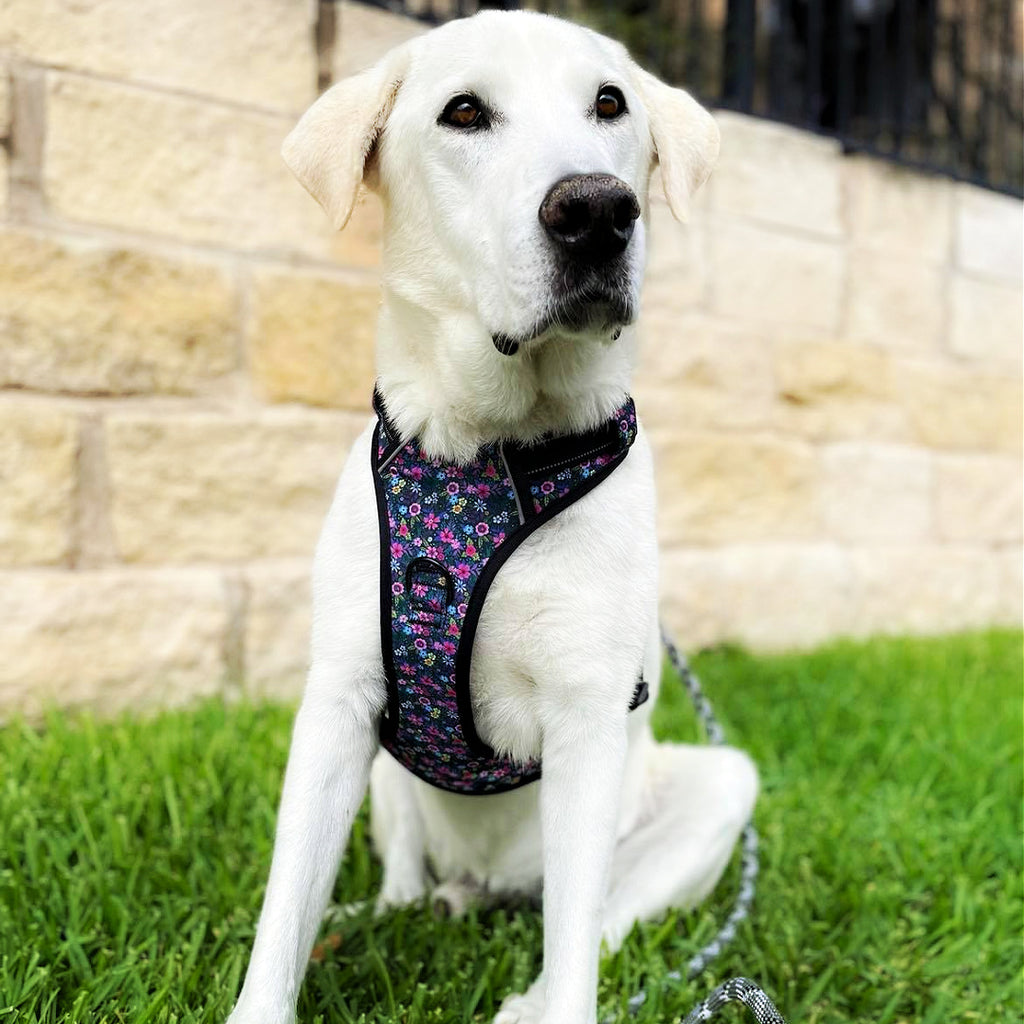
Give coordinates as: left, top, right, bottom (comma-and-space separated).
391, 582, 404, 595
439, 529, 455, 545
411, 583, 428, 598
441, 641, 457, 656
484, 463, 498, 478
475, 522, 489, 536
494, 532, 506, 545
457, 603, 468, 616
476, 483, 491, 498
398, 523, 410, 538
540, 481, 555, 494
424, 512, 441, 529
452, 563, 471, 581
410, 465, 424, 481
446, 482, 459, 495
414, 638, 427, 651
465, 542, 477, 557
391, 541, 404, 558
447, 621, 460, 636
427, 545, 444, 559
408, 503, 421, 516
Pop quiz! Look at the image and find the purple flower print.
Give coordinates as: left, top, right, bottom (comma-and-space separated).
446, 482, 459, 495
409, 503, 421, 516
475, 522, 489, 535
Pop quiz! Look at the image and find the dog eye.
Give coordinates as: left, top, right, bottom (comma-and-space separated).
595, 85, 626, 120
439, 94, 486, 129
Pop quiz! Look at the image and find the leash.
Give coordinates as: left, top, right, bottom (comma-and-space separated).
613, 631, 787, 1024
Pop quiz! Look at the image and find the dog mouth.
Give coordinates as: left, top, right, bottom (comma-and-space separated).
491, 269, 636, 356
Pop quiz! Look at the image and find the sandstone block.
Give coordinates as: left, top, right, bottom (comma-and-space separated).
0, 569, 227, 716
934, 455, 1023, 543
949, 274, 1023, 364
954, 184, 1024, 283
820, 443, 931, 542
843, 154, 952, 264
0, 147, 7, 220
712, 112, 843, 238
247, 266, 379, 409
0, 229, 236, 394
43, 74, 376, 265
659, 543, 854, 651
0, 402, 77, 566
245, 562, 312, 701
899, 359, 1022, 453
1, 0, 317, 112
642, 202, 708, 313
773, 338, 906, 441
0, 58, 10, 133
334, 0, 428, 79
106, 410, 369, 562
844, 249, 944, 352
848, 545, 1004, 637
710, 221, 844, 333
635, 314, 774, 431
995, 547, 1023, 626
650, 431, 820, 545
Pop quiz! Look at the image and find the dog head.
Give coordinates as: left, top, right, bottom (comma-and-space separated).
284, 12, 717, 350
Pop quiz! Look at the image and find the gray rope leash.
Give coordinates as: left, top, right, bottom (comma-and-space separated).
615, 631, 787, 1024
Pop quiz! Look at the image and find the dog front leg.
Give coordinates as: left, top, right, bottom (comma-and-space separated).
538, 708, 628, 1024
228, 677, 379, 1024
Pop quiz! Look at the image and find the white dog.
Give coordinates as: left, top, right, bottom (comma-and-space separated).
227, 11, 757, 1024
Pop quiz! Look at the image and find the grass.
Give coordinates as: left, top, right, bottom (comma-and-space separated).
0, 630, 1020, 1024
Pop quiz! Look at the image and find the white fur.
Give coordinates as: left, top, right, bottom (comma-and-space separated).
227, 12, 755, 1024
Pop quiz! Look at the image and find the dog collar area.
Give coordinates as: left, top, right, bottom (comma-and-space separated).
371, 388, 648, 795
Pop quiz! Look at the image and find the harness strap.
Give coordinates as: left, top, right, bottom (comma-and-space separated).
372, 389, 643, 795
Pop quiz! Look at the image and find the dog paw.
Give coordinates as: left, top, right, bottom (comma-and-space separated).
375, 876, 426, 914
226, 999, 294, 1024
430, 879, 481, 919
493, 983, 545, 1024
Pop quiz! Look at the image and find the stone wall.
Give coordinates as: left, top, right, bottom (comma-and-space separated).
0, 1, 1020, 715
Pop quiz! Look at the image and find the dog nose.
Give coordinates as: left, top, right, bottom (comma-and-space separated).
539, 174, 640, 263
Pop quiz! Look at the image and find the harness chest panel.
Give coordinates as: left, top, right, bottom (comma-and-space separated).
372, 392, 643, 795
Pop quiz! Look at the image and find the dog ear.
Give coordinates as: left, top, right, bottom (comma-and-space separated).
630, 65, 719, 223
281, 47, 410, 231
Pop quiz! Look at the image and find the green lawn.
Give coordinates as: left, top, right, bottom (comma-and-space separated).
0, 630, 1020, 1024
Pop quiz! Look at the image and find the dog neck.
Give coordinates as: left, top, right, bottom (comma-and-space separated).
375, 288, 636, 465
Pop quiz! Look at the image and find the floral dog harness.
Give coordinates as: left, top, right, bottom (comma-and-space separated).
372, 390, 649, 795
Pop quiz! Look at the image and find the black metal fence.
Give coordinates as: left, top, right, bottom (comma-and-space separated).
357, 0, 1023, 197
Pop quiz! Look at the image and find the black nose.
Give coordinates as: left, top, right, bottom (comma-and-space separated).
539, 173, 640, 263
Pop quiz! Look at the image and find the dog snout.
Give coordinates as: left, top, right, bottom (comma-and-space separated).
539, 174, 640, 263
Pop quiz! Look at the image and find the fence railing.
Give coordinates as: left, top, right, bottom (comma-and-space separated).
356, 0, 1023, 197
